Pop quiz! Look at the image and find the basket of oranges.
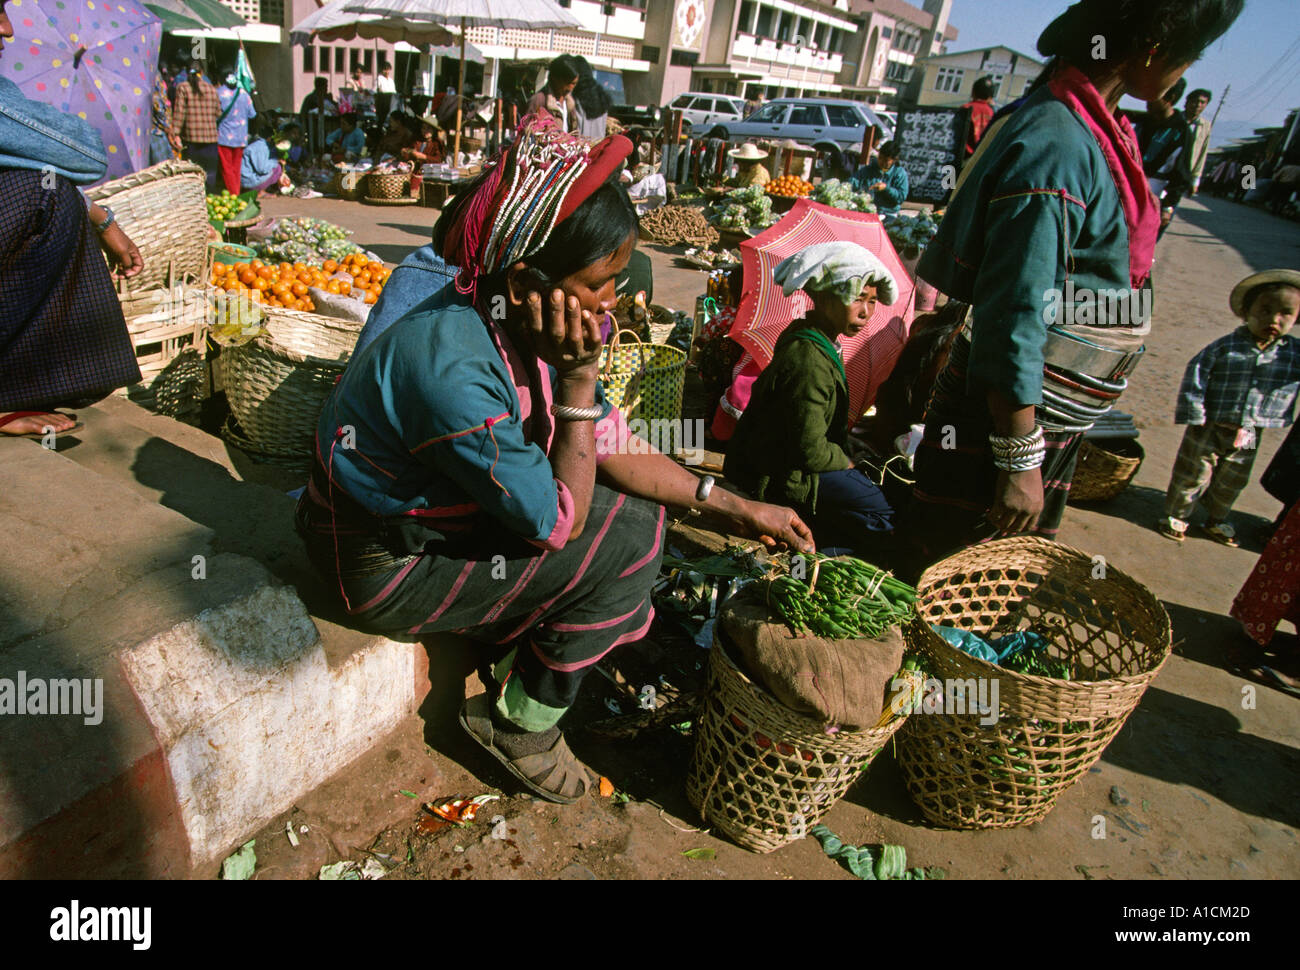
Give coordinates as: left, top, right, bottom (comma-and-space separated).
764, 175, 813, 212
210, 254, 392, 462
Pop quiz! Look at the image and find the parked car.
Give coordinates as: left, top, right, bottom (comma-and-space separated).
705, 98, 893, 153
668, 92, 748, 130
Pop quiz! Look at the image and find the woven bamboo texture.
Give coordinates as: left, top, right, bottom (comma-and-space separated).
221, 309, 363, 460
896, 537, 1171, 829
1068, 439, 1146, 503
367, 172, 411, 199
85, 160, 209, 295
686, 632, 908, 853
599, 328, 686, 426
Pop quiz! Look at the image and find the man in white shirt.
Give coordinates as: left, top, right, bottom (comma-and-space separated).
375, 64, 397, 122
1183, 88, 1214, 195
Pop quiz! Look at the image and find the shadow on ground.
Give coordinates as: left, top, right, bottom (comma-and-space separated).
1070, 483, 1274, 555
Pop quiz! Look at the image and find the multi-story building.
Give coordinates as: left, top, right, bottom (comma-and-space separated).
910, 44, 1045, 109
840, 0, 958, 112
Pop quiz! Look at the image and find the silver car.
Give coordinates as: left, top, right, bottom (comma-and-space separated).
669, 92, 748, 131
705, 98, 893, 153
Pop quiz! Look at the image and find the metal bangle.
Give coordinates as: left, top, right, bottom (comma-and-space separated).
993, 453, 1046, 472
550, 403, 603, 422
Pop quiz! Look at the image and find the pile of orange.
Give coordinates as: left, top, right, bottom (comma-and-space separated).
209, 255, 391, 311
765, 175, 813, 198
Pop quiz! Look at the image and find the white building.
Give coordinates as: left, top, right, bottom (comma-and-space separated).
912, 44, 1045, 108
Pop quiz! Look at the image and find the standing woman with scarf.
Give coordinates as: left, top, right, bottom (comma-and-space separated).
898, 0, 1243, 579
569, 56, 612, 140
296, 116, 812, 804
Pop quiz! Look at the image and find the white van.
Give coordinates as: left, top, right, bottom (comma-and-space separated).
668, 92, 748, 130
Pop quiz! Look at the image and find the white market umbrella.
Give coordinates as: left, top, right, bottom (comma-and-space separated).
290, 0, 456, 45
340, 0, 581, 162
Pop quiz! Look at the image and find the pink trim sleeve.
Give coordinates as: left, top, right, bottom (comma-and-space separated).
594, 405, 633, 464
530, 477, 576, 551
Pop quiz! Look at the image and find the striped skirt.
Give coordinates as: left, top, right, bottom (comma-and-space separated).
897, 335, 1084, 579
298, 483, 666, 732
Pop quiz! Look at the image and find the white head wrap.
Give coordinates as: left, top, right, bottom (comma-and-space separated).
772, 241, 898, 307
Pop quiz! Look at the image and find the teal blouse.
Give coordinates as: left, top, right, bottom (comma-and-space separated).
916, 84, 1139, 406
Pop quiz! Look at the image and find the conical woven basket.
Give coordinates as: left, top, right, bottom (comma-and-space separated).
221, 310, 363, 462
687, 627, 909, 853
896, 537, 1171, 829
1068, 439, 1145, 503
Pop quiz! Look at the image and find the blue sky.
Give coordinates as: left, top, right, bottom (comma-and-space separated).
949, 0, 1300, 143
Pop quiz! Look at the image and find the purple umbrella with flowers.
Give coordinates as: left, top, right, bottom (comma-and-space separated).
0, 0, 162, 181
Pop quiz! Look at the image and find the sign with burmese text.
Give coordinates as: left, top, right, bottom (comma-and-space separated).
895, 107, 965, 201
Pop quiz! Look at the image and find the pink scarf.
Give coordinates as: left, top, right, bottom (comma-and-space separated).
1049, 66, 1158, 287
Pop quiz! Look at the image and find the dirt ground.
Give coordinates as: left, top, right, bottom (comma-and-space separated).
242, 192, 1299, 881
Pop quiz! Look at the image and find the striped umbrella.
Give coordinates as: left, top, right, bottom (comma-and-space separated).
729, 199, 916, 423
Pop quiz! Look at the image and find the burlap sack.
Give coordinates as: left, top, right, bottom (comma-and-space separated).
308, 286, 370, 324
720, 587, 904, 730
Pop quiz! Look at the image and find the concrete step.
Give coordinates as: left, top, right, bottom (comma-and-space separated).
0, 407, 449, 878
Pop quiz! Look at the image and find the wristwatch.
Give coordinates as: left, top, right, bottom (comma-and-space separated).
93, 206, 116, 234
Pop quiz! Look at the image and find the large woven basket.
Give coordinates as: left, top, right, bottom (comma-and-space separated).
85, 160, 209, 295
1068, 438, 1145, 504
686, 629, 909, 853
599, 328, 686, 433
115, 277, 209, 411
896, 537, 1171, 829
221, 309, 363, 462
367, 172, 411, 199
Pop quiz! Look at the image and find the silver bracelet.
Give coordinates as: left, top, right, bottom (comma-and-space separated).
993, 451, 1046, 472
989, 426, 1044, 456
550, 403, 603, 422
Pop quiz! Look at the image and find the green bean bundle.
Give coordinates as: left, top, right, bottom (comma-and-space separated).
763, 556, 917, 639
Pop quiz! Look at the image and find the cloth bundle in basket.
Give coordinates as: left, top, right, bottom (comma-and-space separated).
687, 627, 909, 853
896, 536, 1171, 829
221, 309, 363, 467
599, 327, 686, 434
1068, 438, 1146, 504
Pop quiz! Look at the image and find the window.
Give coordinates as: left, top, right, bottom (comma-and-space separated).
302, 44, 314, 73
825, 105, 863, 127
672, 94, 694, 108
881, 26, 892, 39
691, 97, 713, 110
755, 6, 773, 38
670, 50, 698, 66
739, 0, 755, 32
776, 11, 791, 43
934, 66, 964, 93
748, 102, 786, 123
886, 62, 912, 83
828, 28, 842, 53
335, 47, 345, 72
363, 49, 372, 72
716, 99, 740, 116
319, 46, 330, 73
988, 74, 1004, 97
788, 105, 826, 126
813, 23, 827, 47
642, 44, 660, 63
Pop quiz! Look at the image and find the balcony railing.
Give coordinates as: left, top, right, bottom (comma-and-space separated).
731, 32, 843, 73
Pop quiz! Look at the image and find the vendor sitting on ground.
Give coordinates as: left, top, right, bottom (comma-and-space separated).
296, 114, 813, 805
325, 112, 367, 158
375, 111, 415, 161
402, 115, 446, 164
724, 242, 899, 559
851, 141, 909, 215
241, 122, 289, 196
728, 142, 771, 188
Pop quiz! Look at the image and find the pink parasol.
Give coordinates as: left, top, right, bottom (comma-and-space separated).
729, 199, 916, 423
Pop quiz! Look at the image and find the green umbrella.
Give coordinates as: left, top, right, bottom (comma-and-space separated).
146, 0, 245, 31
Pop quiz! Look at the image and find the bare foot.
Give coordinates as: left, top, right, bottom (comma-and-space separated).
0, 412, 77, 436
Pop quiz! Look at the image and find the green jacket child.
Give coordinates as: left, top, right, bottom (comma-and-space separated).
725, 242, 900, 556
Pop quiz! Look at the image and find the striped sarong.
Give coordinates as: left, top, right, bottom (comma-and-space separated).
897, 334, 1083, 580
297, 482, 665, 732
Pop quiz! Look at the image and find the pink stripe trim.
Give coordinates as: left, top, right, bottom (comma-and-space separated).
498, 492, 626, 643
481, 551, 547, 625
549, 603, 642, 634
529, 606, 654, 672
618, 504, 665, 578
404, 503, 481, 518
349, 555, 421, 614
409, 560, 475, 633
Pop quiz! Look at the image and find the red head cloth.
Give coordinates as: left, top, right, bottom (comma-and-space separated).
557, 133, 634, 223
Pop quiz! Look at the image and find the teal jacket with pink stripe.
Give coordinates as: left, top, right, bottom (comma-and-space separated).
315, 287, 631, 551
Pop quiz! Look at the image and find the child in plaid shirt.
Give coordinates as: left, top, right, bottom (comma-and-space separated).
1159, 270, 1300, 545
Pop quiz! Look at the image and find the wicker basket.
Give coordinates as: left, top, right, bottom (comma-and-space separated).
1068, 438, 1146, 504
367, 172, 411, 199
686, 630, 909, 853
896, 537, 1171, 829
221, 309, 363, 461
85, 160, 209, 295
599, 328, 686, 429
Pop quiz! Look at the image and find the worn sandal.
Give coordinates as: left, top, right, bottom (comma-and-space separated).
459, 694, 593, 805
1157, 518, 1186, 542
1201, 522, 1240, 547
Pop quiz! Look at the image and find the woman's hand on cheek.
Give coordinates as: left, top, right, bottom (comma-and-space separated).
525, 288, 604, 375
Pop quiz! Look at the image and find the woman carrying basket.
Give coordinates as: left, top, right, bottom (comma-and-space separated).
296, 115, 812, 804
898, 0, 1243, 578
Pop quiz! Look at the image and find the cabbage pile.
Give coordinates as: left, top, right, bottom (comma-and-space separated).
812, 178, 877, 213
716, 185, 775, 230
883, 212, 941, 258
